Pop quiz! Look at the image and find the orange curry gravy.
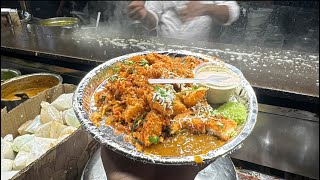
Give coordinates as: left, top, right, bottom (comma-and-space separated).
2, 87, 50, 101
144, 131, 225, 157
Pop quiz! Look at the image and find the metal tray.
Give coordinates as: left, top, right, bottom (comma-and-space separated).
73, 50, 258, 165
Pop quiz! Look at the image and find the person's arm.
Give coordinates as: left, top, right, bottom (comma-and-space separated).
56, 0, 65, 16
204, 4, 230, 24
127, 1, 160, 30
139, 11, 158, 30
180, 1, 240, 25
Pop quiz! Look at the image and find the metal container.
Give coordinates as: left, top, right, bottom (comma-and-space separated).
73, 50, 258, 165
1, 73, 63, 111
1, 68, 21, 83
32, 17, 80, 36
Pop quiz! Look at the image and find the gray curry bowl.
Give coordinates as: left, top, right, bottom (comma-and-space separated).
73, 50, 258, 165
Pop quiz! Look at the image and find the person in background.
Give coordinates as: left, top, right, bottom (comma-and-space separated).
128, 1, 240, 41
56, 0, 88, 17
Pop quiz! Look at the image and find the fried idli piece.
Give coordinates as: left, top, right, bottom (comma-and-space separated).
187, 118, 207, 134
122, 98, 146, 123
145, 53, 171, 64
205, 117, 237, 141
149, 62, 173, 78
170, 112, 190, 134
170, 113, 207, 135
182, 89, 208, 108
142, 110, 164, 146
127, 55, 146, 63
131, 110, 163, 148
172, 98, 188, 117
146, 92, 173, 115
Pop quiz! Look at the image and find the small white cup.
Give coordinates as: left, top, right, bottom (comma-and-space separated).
193, 63, 241, 105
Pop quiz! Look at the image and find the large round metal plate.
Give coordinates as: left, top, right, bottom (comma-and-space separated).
73, 50, 258, 165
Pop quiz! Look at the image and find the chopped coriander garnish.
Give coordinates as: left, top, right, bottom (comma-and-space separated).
113, 66, 119, 73
154, 85, 160, 91
131, 112, 147, 133
139, 58, 149, 66
128, 68, 136, 74
193, 85, 199, 90
99, 95, 106, 104
149, 136, 159, 144
109, 74, 118, 82
217, 121, 224, 129
230, 131, 237, 137
123, 60, 135, 65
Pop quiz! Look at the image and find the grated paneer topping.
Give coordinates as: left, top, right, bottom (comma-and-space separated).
152, 84, 176, 110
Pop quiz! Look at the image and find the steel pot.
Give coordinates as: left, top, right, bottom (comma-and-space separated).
29, 17, 80, 37
1, 73, 63, 111
1, 68, 21, 84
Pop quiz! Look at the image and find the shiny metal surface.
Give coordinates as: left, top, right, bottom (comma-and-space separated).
1, 26, 318, 102
73, 50, 258, 165
29, 17, 80, 37
81, 147, 238, 180
1, 73, 63, 111
38, 17, 80, 27
231, 104, 319, 179
81, 148, 107, 180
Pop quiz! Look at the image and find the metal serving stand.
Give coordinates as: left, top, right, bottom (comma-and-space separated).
80, 148, 238, 180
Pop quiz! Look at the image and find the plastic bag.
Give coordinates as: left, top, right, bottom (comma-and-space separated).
40, 101, 63, 124
20, 137, 56, 153
3, 134, 13, 143
1, 138, 15, 160
12, 134, 35, 152
1, 159, 13, 172
58, 126, 77, 138
25, 115, 42, 134
63, 108, 81, 128
23, 137, 56, 166
51, 93, 73, 111
1, 170, 19, 180
12, 151, 29, 170
35, 121, 67, 139
17, 120, 32, 135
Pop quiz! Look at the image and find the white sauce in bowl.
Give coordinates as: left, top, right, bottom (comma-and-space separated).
194, 63, 241, 104
195, 66, 241, 88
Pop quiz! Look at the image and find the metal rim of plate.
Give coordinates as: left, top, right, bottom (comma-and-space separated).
73, 50, 258, 165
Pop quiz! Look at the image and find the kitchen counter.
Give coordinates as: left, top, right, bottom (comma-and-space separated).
1, 25, 319, 106
1, 25, 319, 179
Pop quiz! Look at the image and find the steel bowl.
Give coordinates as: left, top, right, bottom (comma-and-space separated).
31, 17, 80, 37
1, 73, 63, 111
73, 50, 258, 165
1, 68, 21, 84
